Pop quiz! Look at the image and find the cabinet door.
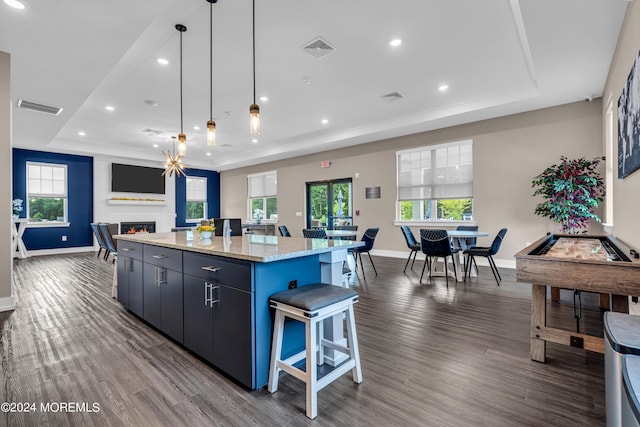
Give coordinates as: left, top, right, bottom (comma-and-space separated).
116, 256, 129, 307
162, 269, 183, 344
143, 263, 162, 330
128, 259, 144, 317
213, 285, 253, 388
183, 275, 214, 363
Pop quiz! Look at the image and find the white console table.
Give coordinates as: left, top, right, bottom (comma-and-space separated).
11, 218, 29, 259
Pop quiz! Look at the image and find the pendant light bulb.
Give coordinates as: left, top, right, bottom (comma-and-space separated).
206, 120, 216, 147
250, 104, 260, 135
178, 133, 187, 156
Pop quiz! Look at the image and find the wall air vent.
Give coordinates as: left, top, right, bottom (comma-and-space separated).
17, 99, 63, 116
381, 92, 404, 102
302, 37, 337, 59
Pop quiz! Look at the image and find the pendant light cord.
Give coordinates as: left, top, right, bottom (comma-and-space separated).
180, 27, 184, 134
252, 0, 256, 104
210, 1, 213, 119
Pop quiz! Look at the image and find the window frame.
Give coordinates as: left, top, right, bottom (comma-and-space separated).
247, 171, 278, 223
395, 140, 474, 225
185, 176, 208, 223
26, 161, 69, 225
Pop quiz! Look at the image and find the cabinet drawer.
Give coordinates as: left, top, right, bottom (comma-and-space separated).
118, 241, 143, 261
143, 245, 182, 271
184, 252, 252, 291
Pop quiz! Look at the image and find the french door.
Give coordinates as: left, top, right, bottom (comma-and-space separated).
306, 178, 353, 230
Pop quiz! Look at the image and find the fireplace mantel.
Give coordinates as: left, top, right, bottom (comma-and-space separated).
107, 199, 166, 206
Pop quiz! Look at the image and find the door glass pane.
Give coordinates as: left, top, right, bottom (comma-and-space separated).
309, 184, 328, 228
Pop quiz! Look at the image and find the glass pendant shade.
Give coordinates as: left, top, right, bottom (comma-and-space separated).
178, 133, 187, 156
250, 104, 260, 135
206, 120, 216, 147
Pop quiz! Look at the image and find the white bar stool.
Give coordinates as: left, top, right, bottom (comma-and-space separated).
267, 283, 363, 419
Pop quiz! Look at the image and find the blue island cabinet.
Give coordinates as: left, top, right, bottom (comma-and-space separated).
181, 251, 322, 390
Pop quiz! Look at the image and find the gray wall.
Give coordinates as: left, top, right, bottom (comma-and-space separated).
220, 100, 604, 266
604, 1, 640, 251
1, 51, 14, 310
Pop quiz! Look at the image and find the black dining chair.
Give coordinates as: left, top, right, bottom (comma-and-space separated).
420, 229, 459, 287
400, 226, 420, 272
91, 223, 108, 258
348, 228, 379, 279
302, 229, 327, 239
456, 225, 479, 274
463, 228, 508, 285
278, 225, 291, 237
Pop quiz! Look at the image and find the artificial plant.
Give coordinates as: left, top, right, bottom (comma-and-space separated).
531, 156, 605, 234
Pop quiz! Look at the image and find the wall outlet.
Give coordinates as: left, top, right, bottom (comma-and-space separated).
288, 280, 297, 289
296, 212, 302, 217
61, 235, 67, 242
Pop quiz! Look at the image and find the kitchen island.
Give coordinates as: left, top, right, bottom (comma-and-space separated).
113, 232, 363, 389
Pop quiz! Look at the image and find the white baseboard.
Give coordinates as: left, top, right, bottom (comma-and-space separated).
369, 249, 516, 270
0, 296, 16, 312
27, 246, 95, 257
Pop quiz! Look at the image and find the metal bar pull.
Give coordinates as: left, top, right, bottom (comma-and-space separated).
201, 266, 221, 273
126, 258, 133, 272
204, 282, 211, 306
209, 285, 220, 308
121, 247, 133, 252
155, 267, 167, 286
152, 254, 168, 259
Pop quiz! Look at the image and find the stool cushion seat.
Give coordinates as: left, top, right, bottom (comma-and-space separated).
270, 283, 358, 313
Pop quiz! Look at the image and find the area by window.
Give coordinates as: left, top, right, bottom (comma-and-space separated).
186, 176, 207, 222
27, 162, 67, 223
397, 140, 473, 222
248, 171, 277, 222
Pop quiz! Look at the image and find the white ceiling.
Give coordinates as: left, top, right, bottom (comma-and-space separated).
0, 0, 629, 171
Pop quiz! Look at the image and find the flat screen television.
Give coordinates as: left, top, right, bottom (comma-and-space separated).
111, 163, 166, 194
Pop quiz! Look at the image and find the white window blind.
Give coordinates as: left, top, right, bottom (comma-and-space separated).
186, 177, 207, 201
397, 140, 473, 201
248, 171, 277, 198
27, 163, 67, 197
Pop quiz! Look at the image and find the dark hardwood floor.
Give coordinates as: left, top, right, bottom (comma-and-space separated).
1, 252, 607, 426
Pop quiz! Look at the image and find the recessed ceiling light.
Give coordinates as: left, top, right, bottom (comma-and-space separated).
157, 58, 169, 65
390, 39, 402, 47
153, 144, 159, 148
3, 0, 25, 9
259, 96, 268, 102
252, 138, 258, 143
321, 119, 329, 125
104, 105, 115, 111
77, 131, 86, 136
438, 84, 449, 92
193, 126, 200, 130
206, 152, 212, 156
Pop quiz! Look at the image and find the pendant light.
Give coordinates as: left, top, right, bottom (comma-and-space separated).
249, 0, 260, 135
162, 136, 187, 177
176, 24, 188, 156
206, 0, 217, 147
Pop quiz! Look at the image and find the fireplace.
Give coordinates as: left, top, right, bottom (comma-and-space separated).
120, 221, 156, 234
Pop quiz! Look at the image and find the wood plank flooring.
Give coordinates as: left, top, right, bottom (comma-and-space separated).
1, 252, 608, 426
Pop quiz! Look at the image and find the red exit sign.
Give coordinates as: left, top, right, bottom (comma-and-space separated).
321, 160, 332, 168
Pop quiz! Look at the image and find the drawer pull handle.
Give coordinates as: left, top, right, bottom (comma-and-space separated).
202, 266, 221, 273
153, 255, 168, 259
122, 247, 133, 252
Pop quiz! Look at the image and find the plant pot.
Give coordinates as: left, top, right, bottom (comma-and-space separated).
199, 231, 213, 239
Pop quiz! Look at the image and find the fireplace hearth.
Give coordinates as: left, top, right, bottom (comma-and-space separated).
120, 221, 156, 234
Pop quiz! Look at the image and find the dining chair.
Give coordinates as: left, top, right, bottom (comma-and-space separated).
456, 225, 479, 274
278, 225, 291, 237
419, 229, 459, 287
302, 229, 327, 239
400, 226, 420, 272
91, 223, 108, 258
98, 223, 119, 263
463, 228, 508, 285
348, 228, 379, 279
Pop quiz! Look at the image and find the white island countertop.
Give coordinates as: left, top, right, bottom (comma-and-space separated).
114, 232, 363, 263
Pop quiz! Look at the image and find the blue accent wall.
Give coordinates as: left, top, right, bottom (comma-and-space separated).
13, 148, 94, 250
175, 168, 220, 227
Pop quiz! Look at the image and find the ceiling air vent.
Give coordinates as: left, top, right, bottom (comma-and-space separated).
302, 37, 337, 59
381, 92, 404, 102
17, 99, 63, 116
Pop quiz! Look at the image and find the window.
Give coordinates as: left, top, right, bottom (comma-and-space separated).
186, 176, 207, 222
248, 171, 277, 221
27, 162, 67, 223
397, 140, 473, 221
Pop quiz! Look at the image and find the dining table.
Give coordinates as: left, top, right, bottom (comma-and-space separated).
423, 229, 489, 281
325, 229, 359, 240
